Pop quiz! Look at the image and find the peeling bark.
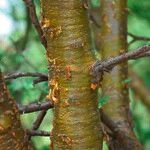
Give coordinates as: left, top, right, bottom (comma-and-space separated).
41, 0, 102, 149
0, 72, 33, 150
99, 0, 142, 149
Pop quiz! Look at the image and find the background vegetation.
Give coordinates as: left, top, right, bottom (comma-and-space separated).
0, 0, 150, 149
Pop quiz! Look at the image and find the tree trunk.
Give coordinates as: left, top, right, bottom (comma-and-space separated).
0, 72, 33, 150
41, 0, 103, 149
99, 0, 142, 149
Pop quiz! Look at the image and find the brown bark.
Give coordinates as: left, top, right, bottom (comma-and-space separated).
99, 0, 142, 149
0, 72, 33, 150
41, 0, 102, 149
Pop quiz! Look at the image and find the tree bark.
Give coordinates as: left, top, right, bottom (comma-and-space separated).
99, 0, 142, 149
0, 72, 33, 150
41, 0, 102, 149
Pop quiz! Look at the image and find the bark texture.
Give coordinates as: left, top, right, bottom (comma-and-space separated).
0, 72, 33, 150
41, 0, 102, 149
99, 0, 142, 149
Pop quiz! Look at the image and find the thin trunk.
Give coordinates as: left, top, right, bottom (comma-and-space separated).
0, 72, 33, 150
41, 0, 102, 149
99, 0, 142, 149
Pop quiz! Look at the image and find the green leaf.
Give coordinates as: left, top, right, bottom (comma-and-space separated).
91, 0, 100, 7
99, 95, 110, 107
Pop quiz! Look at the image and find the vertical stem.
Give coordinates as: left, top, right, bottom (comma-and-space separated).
0, 72, 33, 150
41, 0, 103, 149
99, 0, 142, 149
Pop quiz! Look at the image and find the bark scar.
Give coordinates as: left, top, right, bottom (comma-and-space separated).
58, 134, 73, 146
46, 79, 59, 104
41, 18, 62, 39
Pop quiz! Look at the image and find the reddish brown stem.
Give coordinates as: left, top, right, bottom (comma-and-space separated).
5, 72, 48, 80
25, 109, 48, 142
26, 129, 50, 137
91, 44, 150, 84
23, 0, 47, 48
19, 101, 53, 114
128, 32, 150, 45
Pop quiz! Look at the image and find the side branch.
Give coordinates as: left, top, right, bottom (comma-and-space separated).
91, 44, 150, 83
25, 109, 48, 142
19, 101, 53, 114
5, 72, 48, 85
26, 129, 50, 137
5, 45, 150, 85
128, 32, 150, 45
5, 72, 48, 80
23, 0, 47, 48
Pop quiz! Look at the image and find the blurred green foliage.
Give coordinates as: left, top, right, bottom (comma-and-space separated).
0, 0, 150, 149
91, 0, 100, 7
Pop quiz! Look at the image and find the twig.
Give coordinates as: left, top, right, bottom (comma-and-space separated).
5, 72, 48, 80
33, 77, 48, 85
128, 32, 150, 45
5, 45, 150, 86
5, 72, 48, 85
32, 110, 47, 130
26, 129, 50, 137
19, 101, 53, 114
25, 110, 48, 141
91, 44, 150, 84
23, 0, 47, 48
